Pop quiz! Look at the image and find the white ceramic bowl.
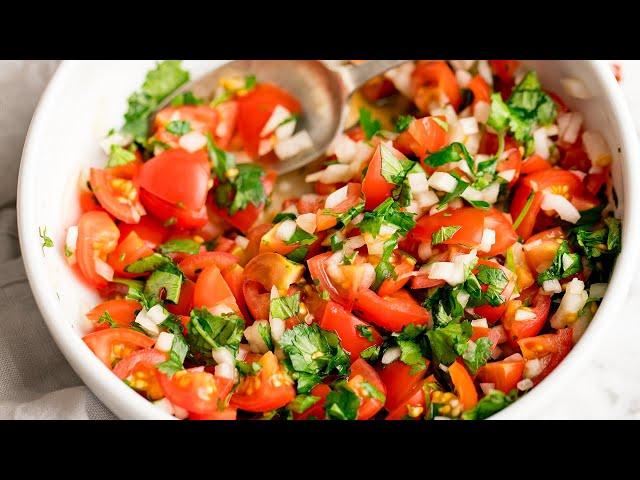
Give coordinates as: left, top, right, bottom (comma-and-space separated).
17, 60, 640, 420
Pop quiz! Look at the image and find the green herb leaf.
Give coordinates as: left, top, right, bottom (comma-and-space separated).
356, 325, 374, 342
537, 241, 581, 284
38, 226, 54, 254
186, 308, 245, 359
170, 91, 203, 106
425, 142, 475, 175
165, 120, 191, 136
273, 212, 297, 223
605, 217, 621, 252
288, 394, 321, 414
325, 381, 359, 420
286, 246, 309, 264
426, 320, 472, 366
107, 144, 137, 168
360, 345, 380, 361
462, 337, 493, 374
461, 389, 517, 420
125, 253, 170, 274
258, 322, 274, 351
372, 233, 399, 291
158, 238, 201, 255
157, 333, 189, 377
144, 269, 182, 304
379, 143, 415, 185
432, 225, 461, 246
358, 198, 416, 237
285, 227, 317, 246
395, 115, 415, 133
270, 292, 300, 320
97, 311, 118, 328
236, 360, 262, 377
228, 163, 266, 215
245, 75, 257, 91
359, 108, 381, 140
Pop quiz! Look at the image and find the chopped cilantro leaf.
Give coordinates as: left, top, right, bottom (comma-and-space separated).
270, 292, 301, 320
107, 144, 137, 168
359, 108, 382, 140
432, 225, 461, 246
165, 120, 191, 136
395, 114, 415, 133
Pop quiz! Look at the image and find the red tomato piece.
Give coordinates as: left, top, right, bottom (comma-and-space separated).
293, 384, 331, 420
165, 278, 196, 316
378, 360, 428, 412
117, 215, 167, 250
242, 280, 270, 322
86, 299, 141, 330
481, 208, 518, 257
83, 328, 154, 368
193, 264, 240, 314
518, 328, 573, 384
353, 288, 431, 333
89, 168, 145, 224
362, 144, 396, 210
139, 187, 208, 230
411, 61, 461, 111
106, 231, 154, 278
477, 357, 525, 394
76, 211, 120, 288
112, 348, 166, 379
178, 251, 239, 281
411, 207, 486, 248
348, 358, 386, 420
158, 370, 234, 415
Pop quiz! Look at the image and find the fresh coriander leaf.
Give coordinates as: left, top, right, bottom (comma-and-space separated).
461, 389, 517, 420
358, 198, 416, 237
186, 308, 245, 359
125, 253, 170, 274
438, 173, 470, 208
325, 381, 360, 420
476, 265, 508, 307
288, 394, 321, 414
285, 227, 317, 246
398, 339, 423, 366
97, 311, 117, 328
379, 143, 415, 185
335, 202, 365, 229
537, 241, 581, 284
229, 163, 266, 215
330, 234, 344, 252
165, 120, 191, 136
245, 75, 257, 91
605, 217, 621, 252
160, 315, 185, 336
360, 345, 380, 361
395, 114, 415, 133
236, 360, 262, 377
359, 380, 386, 403
158, 238, 201, 255
157, 334, 189, 377
286, 246, 309, 264
170, 91, 203, 106
575, 226, 608, 258
432, 225, 461, 246
206, 133, 236, 182
372, 233, 399, 291
512, 191, 535, 230
425, 142, 475, 176
257, 322, 274, 351
508, 71, 557, 126
107, 144, 137, 168
270, 292, 301, 320
144, 269, 182, 304
359, 107, 381, 140
273, 212, 297, 223
462, 337, 493, 374
426, 320, 472, 366
356, 325, 374, 342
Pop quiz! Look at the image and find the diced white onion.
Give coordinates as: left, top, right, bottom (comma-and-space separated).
135, 310, 160, 337
269, 317, 286, 342
236, 344, 249, 361
457, 289, 470, 309
542, 279, 562, 294
479, 228, 496, 253
477, 60, 493, 86
235, 235, 249, 249
455, 69, 472, 88
353, 141, 375, 165
178, 131, 207, 152
209, 304, 234, 316
325, 185, 349, 209
498, 169, 516, 183
153, 398, 174, 416
416, 190, 439, 209
275, 119, 296, 141
428, 172, 458, 192
557, 112, 583, 145
562, 77, 591, 99
276, 219, 297, 242
274, 130, 313, 160
533, 128, 550, 159
461, 185, 483, 202
383, 62, 415, 98
99, 131, 132, 155
481, 182, 501, 204
408, 172, 429, 193
359, 263, 376, 291
296, 213, 317, 234
517, 378, 534, 391
428, 262, 460, 285
258, 137, 275, 157
515, 308, 537, 321
474, 101, 490, 124
459, 117, 479, 135
504, 353, 523, 362
524, 358, 545, 379
154, 332, 174, 353
464, 133, 480, 155
541, 192, 581, 224
589, 283, 608, 299
147, 304, 169, 324
418, 242, 432, 261
480, 383, 496, 395
450, 60, 475, 70
491, 325, 507, 343
328, 134, 357, 164
381, 347, 401, 365
344, 235, 366, 251
582, 130, 611, 167
471, 318, 489, 329
260, 105, 292, 137
305, 163, 352, 184
94, 258, 114, 282
439, 364, 449, 373
550, 278, 588, 328
212, 347, 235, 367
215, 362, 236, 380
244, 320, 270, 353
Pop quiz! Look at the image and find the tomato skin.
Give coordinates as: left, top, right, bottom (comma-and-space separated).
378, 360, 428, 412
154, 105, 219, 141
107, 231, 154, 278
411, 61, 461, 111
377, 254, 415, 297
410, 275, 445, 290
315, 183, 362, 232
518, 328, 573, 384
231, 351, 296, 412
83, 328, 155, 368
523, 227, 564, 274
496, 140, 522, 187
411, 207, 486, 248
112, 348, 166, 379
213, 101, 238, 149
482, 208, 518, 257
76, 211, 120, 288
138, 148, 210, 212
86, 299, 141, 330
394, 116, 448, 161
117, 216, 167, 250
178, 251, 238, 281
159, 370, 234, 415
473, 260, 516, 323
509, 184, 543, 241
307, 252, 355, 308
89, 168, 144, 224
319, 301, 382, 362
362, 144, 396, 211
236, 83, 301, 157
293, 384, 331, 420
242, 280, 270, 322
477, 357, 525, 394
348, 358, 386, 420
165, 278, 196, 316
221, 264, 249, 320
353, 289, 431, 333
189, 407, 238, 420
448, 360, 478, 411
139, 187, 208, 230
193, 265, 240, 314
489, 60, 520, 84
468, 75, 491, 104
521, 154, 551, 175
79, 191, 104, 213
361, 76, 397, 102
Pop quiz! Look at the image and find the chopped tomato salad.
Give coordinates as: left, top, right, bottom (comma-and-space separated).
62, 60, 621, 420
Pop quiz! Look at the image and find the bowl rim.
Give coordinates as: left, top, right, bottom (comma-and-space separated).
16, 60, 640, 420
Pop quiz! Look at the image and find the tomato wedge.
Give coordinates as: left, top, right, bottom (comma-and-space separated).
315, 183, 363, 232
481, 208, 517, 257
112, 348, 166, 379
193, 264, 240, 314
165, 278, 196, 316
76, 211, 120, 288
86, 299, 141, 330
477, 357, 525, 393
83, 328, 154, 368
348, 358, 386, 420
468, 75, 491, 104
107, 231, 154, 278
293, 383, 331, 420
411, 61, 461, 111
139, 187, 208, 230
158, 370, 234, 415
518, 328, 573, 384
319, 301, 383, 362
411, 207, 486, 248
386, 382, 426, 420
118, 215, 167, 250
231, 351, 296, 412
473, 260, 516, 323
89, 168, 145, 224
353, 288, 431, 333
394, 116, 448, 162
178, 251, 238, 281
448, 360, 478, 411
362, 144, 396, 211
378, 360, 428, 412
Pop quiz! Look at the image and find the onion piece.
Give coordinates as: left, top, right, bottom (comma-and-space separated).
428, 172, 458, 193
94, 258, 114, 282
276, 220, 297, 242
381, 346, 401, 365
296, 213, 317, 234
154, 332, 174, 353
274, 130, 313, 160
582, 130, 612, 167
325, 185, 349, 209
541, 192, 581, 223
562, 77, 591, 99
260, 105, 292, 137
178, 131, 207, 153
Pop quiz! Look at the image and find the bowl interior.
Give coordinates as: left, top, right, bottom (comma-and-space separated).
17, 60, 639, 419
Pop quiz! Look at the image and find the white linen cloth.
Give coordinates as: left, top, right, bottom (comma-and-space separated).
0, 60, 115, 419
